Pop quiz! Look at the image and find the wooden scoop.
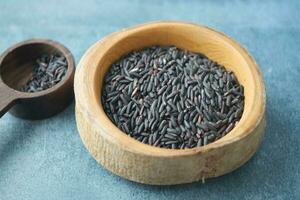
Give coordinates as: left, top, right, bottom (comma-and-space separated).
0, 39, 75, 120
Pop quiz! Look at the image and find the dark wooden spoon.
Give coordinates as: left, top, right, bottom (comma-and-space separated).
0, 39, 75, 120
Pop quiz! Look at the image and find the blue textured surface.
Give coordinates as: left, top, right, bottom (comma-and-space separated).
0, 0, 300, 199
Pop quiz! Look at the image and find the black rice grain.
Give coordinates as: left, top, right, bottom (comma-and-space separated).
20, 54, 67, 93
102, 46, 244, 149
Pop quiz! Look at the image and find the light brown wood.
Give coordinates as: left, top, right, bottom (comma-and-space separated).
0, 39, 75, 119
74, 22, 266, 185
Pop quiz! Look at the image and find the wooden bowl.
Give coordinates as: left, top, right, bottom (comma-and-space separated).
75, 22, 266, 185
0, 39, 75, 119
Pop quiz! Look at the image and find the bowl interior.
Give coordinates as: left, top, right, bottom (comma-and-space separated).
92, 23, 261, 148
0, 42, 67, 91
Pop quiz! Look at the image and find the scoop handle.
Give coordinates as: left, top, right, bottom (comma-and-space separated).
0, 83, 18, 117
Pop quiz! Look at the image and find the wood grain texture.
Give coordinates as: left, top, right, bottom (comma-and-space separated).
74, 22, 266, 185
0, 39, 75, 119
0, 80, 18, 117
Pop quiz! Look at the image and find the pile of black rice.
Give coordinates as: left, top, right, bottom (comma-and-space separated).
102, 46, 244, 149
20, 54, 67, 93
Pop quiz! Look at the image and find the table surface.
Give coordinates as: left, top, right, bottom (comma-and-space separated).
0, 0, 299, 199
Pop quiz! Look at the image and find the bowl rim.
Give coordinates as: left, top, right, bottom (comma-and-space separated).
75, 21, 266, 157
0, 38, 75, 99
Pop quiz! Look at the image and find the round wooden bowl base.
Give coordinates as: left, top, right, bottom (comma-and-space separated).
75, 22, 266, 185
